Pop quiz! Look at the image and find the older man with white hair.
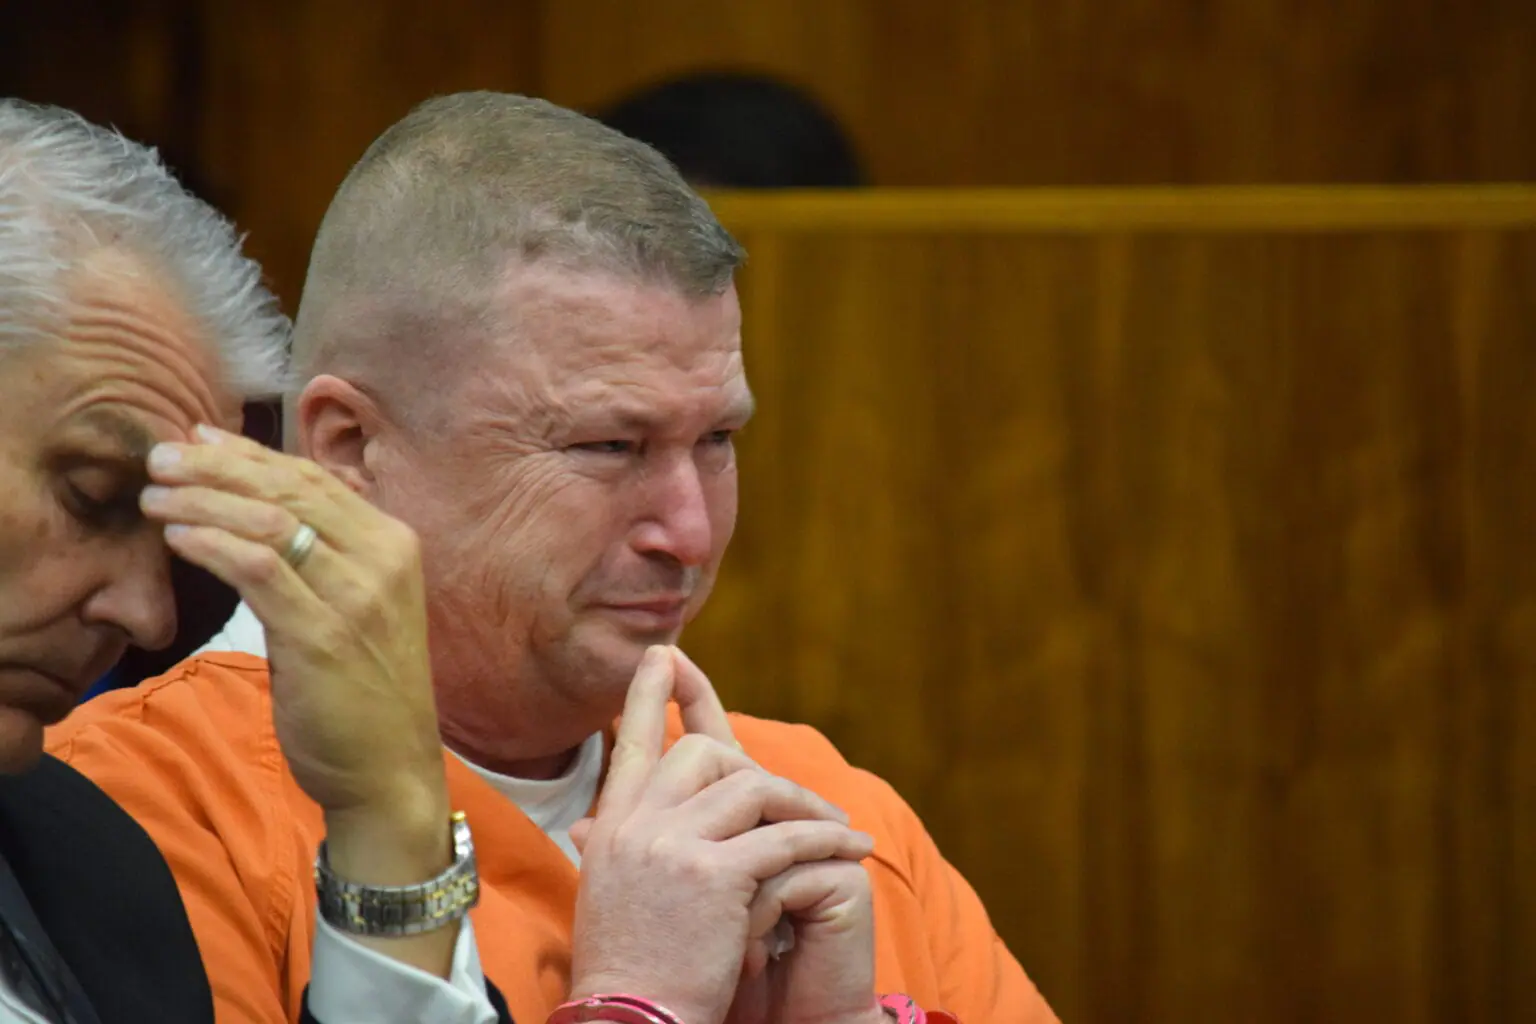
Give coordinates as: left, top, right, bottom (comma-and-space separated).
53, 93, 1058, 1024
0, 98, 533, 1023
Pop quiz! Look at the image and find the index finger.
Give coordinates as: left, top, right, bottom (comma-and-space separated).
147, 426, 376, 547
670, 648, 737, 748
596, 645, 676, 818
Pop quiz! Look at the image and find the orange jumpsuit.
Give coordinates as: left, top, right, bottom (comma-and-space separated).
47, 651, 1058, 1023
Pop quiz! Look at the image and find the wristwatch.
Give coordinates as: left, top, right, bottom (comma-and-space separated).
314, 810, 480, 936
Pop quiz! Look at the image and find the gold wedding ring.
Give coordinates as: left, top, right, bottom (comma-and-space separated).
282, 522, 318, 569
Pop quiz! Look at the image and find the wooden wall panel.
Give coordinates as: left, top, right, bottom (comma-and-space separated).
685, 190, 1536, 1023
3, 0, 542, 310
0, 0, 205, 182
11, 0, 1533, 308
539, 0, 1536, 186
7, 4, 1536, 1015
193, 0, 541, 307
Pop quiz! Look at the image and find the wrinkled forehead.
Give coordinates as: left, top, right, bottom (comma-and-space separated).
463, 264, 749, 420
49, 248, 240, 428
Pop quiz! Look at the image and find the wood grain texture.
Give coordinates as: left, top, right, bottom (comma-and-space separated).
539, 0, 1536, 186
682, 191, 1536, 1023
11, 0, 1532, 308
703, 186, 1536, 232
5, 3, 1536, 1014
0, 0, 205, 183
193, 0, 541, 306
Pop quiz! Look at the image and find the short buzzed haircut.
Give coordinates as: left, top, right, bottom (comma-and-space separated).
291, 91, 746, 431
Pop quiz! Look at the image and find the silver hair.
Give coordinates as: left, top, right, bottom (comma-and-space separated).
0, 100, 288, 398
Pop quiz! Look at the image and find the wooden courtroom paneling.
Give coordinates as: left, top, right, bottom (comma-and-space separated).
684, 188, 1536, 1023
539, 0, 1536, 186
0, 0, 542, 308
10, 0, 1535, 311
192, 0, 541, 306
0, 0, 205, 182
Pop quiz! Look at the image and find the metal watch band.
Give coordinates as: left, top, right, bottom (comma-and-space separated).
314, 810, 480, 937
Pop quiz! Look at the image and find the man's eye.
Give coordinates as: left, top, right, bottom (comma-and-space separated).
701, 429, 735, 446
571, 440, 638, 455
65, 482, 140, 529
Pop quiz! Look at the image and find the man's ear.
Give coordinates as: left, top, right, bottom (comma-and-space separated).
295, 374, 386, 496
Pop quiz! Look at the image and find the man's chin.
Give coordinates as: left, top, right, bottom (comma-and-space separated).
568, 620, 683, 688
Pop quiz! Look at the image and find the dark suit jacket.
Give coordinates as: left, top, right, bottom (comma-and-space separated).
0, 753, 514, 1024
0, 753, 213, 1023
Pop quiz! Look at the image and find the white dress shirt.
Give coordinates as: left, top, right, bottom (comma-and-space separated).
0, 982, 48, 1023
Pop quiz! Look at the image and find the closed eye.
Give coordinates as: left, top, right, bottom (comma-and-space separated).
571, 440, 639, 455
65, 482, 141, 532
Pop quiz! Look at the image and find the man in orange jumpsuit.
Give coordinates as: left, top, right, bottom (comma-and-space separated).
49, 92, 1059, 1024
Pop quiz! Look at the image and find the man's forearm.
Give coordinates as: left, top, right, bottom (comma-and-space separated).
321, 784, 459, 977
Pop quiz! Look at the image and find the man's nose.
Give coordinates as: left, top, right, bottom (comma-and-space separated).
631, 454, 715, 568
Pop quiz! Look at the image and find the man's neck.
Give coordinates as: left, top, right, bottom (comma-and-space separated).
441, 734, 584, 781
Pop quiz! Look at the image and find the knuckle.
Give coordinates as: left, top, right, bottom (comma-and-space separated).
194, 438, 251, 474
637, 830, 720, 885
736, 768, 779, 801
293, 458, 329, 487
670, 733, 715, 760
257, 504, 294, 541
645, 831, 689, 866
779, 777, 838, 817
674, 844, 717, 884
783, 819, 837, 851
330, 573, 381, 623
641, 830, 678, 861
609, 737, 652, 773
224, 434, 262, 460
764, 773, 800, 796
300, 616, 351, 658
755, 826, 797, 862
174, 447, 217, 482
239, 543, 285, 586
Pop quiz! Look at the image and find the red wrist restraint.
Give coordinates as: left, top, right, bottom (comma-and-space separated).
880, 992, 961, 1024
546, 992, 958, 1024
546, 995, 686, 1024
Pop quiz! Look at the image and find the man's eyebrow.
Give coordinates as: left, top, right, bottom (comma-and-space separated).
596, 392, 756, 433
73, 410, 156, 462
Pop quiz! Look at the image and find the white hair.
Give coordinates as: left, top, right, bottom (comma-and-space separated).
0, 100, 288, 398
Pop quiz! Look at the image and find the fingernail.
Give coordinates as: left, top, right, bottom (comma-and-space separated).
193, 423, 226, 444
139, 485, 171, 510
147, 444, 181, 472
164, 524, 190, 541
